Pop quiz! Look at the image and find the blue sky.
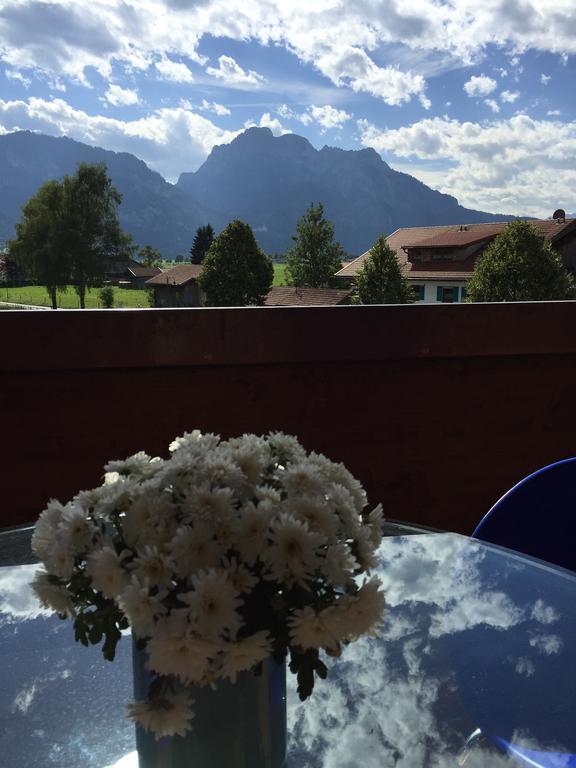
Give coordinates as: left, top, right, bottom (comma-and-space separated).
0, 0, 574, 217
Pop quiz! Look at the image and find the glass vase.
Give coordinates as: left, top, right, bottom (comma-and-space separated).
132, 641, 287, 768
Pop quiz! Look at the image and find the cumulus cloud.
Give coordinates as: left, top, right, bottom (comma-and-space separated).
501, 90, 520, 103
206, 55, 265, 87
103, 84, 140, 107
357, 114, 576, 218
278, 103, 352, 132
0, 96, 239, 179
244, 112, 287, 136
541, 73, 552, 85
485, 98, 500, 113
199, 99, 230, 116
5, 69, 31, 88
464, 74, 497, 97
154, 57, 194, 83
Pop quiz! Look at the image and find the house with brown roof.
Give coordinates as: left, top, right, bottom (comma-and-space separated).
146, 264, 204, 307
105, 259, 163, 289
265, 286, 352, 306
336, 217, 576, 303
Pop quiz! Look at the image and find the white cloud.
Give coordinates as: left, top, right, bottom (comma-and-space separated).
279, 103, 352, 132
357, 114, 576, 218
485, 98, 500, 113
155, 57, 194, 83
5, 69, 31, 88
103, 84, 140, 107
547, 109, 561, 116
206, 55, 265, 87
540, 73, 551, 85
0, 96, 240, 180
463, 74, 497, 97
501, 90, 520, 103
244, 112, 287, 136
199, 99, 230, 116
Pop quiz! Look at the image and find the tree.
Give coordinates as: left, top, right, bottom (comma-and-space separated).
190, 224, 215, 264
138, 245, 163, 268
8, 163, 132, 309
285, 203, 345, 288
99, 285, 115, 308
64, 163, 133, 308
467, 220, 575, 302
8, 180, 72, 309
356, 236, 414, 304
198, 220, 273, 306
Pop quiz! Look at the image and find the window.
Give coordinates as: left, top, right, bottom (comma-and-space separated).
413, 285, 425, 301
437, 286, 459, 303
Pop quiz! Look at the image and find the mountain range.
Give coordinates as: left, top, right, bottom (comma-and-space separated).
0, 128, 515, 257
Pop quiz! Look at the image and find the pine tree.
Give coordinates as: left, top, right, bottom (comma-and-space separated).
190, 224, 215, 264
285, 203, 345, 288
356, 236, 414, 304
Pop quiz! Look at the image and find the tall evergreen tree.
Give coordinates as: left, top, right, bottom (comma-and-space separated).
467, 220, 575, 302
190, 224, 215, 264
356, 236, 414, 304
285, 203, 345, 288
198, 220, 273, 306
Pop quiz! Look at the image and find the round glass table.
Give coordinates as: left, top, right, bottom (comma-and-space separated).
1, 523, 575, 767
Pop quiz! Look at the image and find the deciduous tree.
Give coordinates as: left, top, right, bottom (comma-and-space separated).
467, 220, 575, 302
356, 236, 414, 304
139, 245, 163, 268
285, 203, 345, 288
198, 220, 273, 306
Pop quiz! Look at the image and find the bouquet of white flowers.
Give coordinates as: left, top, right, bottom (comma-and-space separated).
31, 431, 385, 740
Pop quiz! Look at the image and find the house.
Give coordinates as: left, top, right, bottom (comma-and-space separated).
336, 217, 576, 303
265, 287, 352, 306
105, 259, 163, 289
146, 264, 203, 307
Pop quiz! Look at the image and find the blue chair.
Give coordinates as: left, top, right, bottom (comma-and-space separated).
472, 457, 576, 573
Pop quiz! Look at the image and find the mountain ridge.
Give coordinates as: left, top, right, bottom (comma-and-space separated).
0, 128, 515, 257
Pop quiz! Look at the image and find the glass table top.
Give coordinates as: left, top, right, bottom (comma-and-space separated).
1, 526, 575, 767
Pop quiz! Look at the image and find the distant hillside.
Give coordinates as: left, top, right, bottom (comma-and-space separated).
1, 128, 516, 258
177, 127, 514, 254
0, 132, 221, 257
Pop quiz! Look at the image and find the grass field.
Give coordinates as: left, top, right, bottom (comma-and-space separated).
1, 285, 150, 308
273, 263, 287, 286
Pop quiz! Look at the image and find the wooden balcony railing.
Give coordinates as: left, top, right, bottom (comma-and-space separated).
3, 301, 576, 531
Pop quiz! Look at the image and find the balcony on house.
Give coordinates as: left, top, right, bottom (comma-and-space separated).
3, 300, 576, 533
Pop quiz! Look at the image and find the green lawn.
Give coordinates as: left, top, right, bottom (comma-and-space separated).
1, 285, 150, 308
273, 263, 287, 286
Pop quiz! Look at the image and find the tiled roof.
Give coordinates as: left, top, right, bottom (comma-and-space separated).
128, 265, 163, 278
146, 264, 203, 286
336, 219, 576, 280
265, 286, 351, 306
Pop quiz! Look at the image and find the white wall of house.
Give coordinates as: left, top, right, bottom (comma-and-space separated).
410, 282, 469, 303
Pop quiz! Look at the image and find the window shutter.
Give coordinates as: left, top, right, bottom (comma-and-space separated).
453, 286, 459, 302
436, 286, 443, 302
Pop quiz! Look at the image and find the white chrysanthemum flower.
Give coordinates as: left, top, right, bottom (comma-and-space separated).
224, 435, 271, 485
333, 578, 385, 640
117, 580, 166, 638
131, 546, 174, 589
201, 455, 245, 490
322, 543, 358, 588
267, 432, 307, 464
254, 485, 282, 505
263, 514, 324, 585
353, 528, 379, 571
220, 631, 273, 682
58, 503, 96, 555
367, 504, 384, 548
127, 689, 194, 740
286, 496, 339, 540
182, 485, 235, 523
169, 523, 224, 578
44, 539, 76, 580
123, 493, 178, 549
235, 502, 273, 564
288, 606, 340, 651
31, 499, 66, 560
280, 464, 325, 497
221, 557, 258, 593
181, 570, 243, 638
145, 619, 216, 683
31, 569, 76, 617
86, 547, 130, 599
169, 430, 220, 454
105, 451, 164, 479
326, 483, 361, 535
92, 477, 137, 520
